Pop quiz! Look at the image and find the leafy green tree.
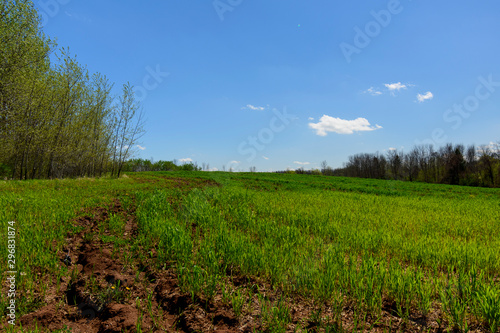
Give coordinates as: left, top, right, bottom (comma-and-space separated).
0, 1, 146, 180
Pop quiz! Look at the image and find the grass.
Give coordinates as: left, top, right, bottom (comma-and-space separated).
1, 171, 500, 331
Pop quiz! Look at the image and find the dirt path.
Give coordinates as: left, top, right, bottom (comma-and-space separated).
17, 199, 244, 332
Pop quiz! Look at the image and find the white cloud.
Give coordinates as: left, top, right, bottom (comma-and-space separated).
309, 115, 382, 136
229, 160, 241, 164
293, 161, 310, 165
136, 145, 146, 151
179, 158, 193, 163
479, 142, 499, 154
417, 91, 434, 103
242, 104, 265, 111
388, 147, 397, 151
308, 117, 314, 120
364, 87, 383, 96
385, 82, 407, 93
208, 167, 219, 172
262, 156, 269, 160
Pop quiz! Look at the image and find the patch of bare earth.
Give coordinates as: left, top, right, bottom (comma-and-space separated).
18, 200, 149, 332
15, 198, 247, 332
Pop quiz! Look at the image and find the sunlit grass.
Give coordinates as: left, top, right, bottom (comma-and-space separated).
1, 171, 500, 331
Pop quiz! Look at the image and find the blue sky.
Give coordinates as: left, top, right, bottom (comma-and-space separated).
36, 0, 500, 172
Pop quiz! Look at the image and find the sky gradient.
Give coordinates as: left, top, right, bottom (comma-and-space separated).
35, 0, 500, 172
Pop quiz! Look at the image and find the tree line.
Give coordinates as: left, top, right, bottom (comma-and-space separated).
122, 158, 202, 172
327, 142, 500, 187
0, 0, 144, 180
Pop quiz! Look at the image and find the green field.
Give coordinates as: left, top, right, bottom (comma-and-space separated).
1, 172, 500, 332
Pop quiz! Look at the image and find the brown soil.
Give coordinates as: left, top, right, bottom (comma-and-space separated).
128, 175, 220, 189
15, 198, 251, 333
18, 200, 145, 332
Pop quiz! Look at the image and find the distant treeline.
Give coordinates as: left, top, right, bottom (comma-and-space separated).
122, 159, 202, 172
325, 142, 500, 187
0, 1, 143, 180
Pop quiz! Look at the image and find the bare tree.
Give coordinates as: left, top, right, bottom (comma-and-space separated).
404, 148, 419, 182
387, 149, 402, 180
465, 145, 477, 182
321, 160, 334, 176
320, 160, 328, 173
478, 144, 495, 186
112, 83, 145, 178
